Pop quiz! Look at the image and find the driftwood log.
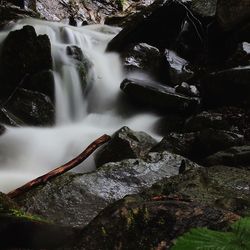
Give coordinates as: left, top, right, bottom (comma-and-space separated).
8, 134, 111, 199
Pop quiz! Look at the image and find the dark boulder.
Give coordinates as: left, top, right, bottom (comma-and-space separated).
184, 111, 231, 132
95, 126, 157, 167
154, 114, 186, 135
195, 128, 244, 159
122, 43, 168, 82
120, 78, 201, 114
22, 70, 55, 102
107, 0, 204, 60
151, 132, 196, 158
0, 25, 53, 102
216, 0, 250, 31
72, 187, 239, 249
201, 66, 250, 107
203, 145, 250, 167
5, 88, 55, 126
152, 129, 244, 160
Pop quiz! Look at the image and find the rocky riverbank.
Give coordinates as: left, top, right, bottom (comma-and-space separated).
0, 0, 250, 249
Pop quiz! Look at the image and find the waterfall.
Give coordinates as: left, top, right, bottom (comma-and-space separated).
0, 19, 160, 193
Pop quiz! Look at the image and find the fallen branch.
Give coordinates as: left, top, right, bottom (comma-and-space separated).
8, 134, 111, 199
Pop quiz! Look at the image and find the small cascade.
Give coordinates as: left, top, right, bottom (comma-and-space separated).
0, 19, 160, 192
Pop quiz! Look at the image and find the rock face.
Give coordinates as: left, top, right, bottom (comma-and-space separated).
120, 78, 200, 113
0, 25, 55, 126
95, 126, 157, 167
73, 197, 238, 250
16, 151, 200, 227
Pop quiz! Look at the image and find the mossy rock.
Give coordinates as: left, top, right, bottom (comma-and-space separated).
0, 191, 78, 248
72, 195, 239, 249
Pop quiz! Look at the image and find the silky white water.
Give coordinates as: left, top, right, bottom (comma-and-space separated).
0, 19, 160, 193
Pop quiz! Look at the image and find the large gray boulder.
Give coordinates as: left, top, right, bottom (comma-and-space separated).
15, 151, 200, 228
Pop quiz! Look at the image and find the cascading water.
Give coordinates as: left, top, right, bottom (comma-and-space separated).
0, 18, 160, 193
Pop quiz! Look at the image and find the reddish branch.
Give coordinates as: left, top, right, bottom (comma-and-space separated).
8, 134, 111, 199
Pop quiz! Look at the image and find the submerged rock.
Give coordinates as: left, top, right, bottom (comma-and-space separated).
95, 126, 157, 167
120, 78, 200, 113
16, 151, 200, 227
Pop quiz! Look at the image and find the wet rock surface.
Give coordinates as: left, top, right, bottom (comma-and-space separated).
16, 151, 200, 227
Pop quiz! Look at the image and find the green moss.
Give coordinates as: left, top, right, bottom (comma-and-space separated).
2, 208, 51, 223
